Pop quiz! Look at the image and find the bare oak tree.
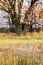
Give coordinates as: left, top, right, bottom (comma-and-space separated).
0, 0, 38, 34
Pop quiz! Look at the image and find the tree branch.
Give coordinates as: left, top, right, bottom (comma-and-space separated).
0, 5, 9, 13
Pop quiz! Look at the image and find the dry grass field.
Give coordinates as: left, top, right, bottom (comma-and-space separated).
0, 31, 43, 65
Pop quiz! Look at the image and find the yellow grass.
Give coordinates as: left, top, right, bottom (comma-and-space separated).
0, 32, 43, 65
0, 31, 43, 49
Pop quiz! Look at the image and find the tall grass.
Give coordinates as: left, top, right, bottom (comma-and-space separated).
0, 47, 43, 65
0, 32, 43, 65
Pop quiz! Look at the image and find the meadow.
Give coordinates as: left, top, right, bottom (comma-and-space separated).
0, 31, 43, 65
